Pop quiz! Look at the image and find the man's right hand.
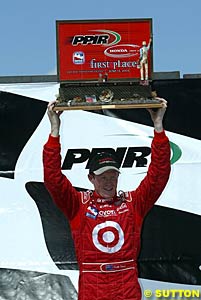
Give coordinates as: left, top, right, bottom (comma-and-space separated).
47, 100, 63, 137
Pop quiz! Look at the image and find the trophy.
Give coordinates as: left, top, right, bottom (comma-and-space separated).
54, 19, 162, 111
54, 82, 161, 111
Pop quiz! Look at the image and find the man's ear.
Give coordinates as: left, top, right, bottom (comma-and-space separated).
88, 173, 94, 183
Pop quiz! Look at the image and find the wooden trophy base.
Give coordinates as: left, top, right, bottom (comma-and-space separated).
53, 81, 161, 111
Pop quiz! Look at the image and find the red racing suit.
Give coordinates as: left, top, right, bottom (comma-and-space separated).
43, 130, 170, 300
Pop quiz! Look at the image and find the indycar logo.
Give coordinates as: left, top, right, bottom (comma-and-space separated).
73, 51, 85, 64
86, 205, 99, 219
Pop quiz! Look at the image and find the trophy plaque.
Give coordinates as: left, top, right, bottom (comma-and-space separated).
54, 81, 161, 111
55, 18, 161, 111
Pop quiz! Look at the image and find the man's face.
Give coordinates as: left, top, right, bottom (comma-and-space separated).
88, 170, 119, 198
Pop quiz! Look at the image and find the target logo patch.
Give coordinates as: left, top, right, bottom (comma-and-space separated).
92, 221, 124, 253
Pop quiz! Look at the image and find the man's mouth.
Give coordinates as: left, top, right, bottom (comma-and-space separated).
104, 187, 113, 192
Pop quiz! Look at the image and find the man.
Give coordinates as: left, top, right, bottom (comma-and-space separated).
139, 38, 152, 82
43, 98, 170, 300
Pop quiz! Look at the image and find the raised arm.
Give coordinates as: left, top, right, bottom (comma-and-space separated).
43, 101, 80, 220
147, 38, 152, 50
132, 98, 171, 217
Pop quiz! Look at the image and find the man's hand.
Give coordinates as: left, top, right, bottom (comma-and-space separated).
47, 100, 63, 137
147, 97, 167, 132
